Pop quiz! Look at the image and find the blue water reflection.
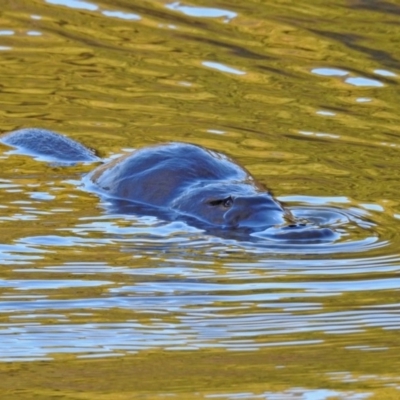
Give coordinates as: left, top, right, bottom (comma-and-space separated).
101, 11, 141, 20
311, 68, 349, 76
345, 77, 384, 87
374, 69, 397, 77
202, 61, 246, 75
166, 2, 237, 21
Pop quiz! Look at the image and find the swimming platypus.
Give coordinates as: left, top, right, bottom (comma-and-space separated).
1, 128, 335, 239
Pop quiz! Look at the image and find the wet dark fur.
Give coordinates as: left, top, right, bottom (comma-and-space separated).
1, 128, 335, 240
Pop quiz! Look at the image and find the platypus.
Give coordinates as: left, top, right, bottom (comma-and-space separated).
1, 128, 335, 240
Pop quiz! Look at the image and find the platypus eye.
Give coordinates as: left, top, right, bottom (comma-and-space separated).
209, 196, 233, 208
223, 196, 233, 208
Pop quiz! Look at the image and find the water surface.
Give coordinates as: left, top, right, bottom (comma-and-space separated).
1, 0, 400, 398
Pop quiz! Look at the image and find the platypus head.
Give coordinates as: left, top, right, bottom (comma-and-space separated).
170, 183, 292, 230
221, 194, 290, 228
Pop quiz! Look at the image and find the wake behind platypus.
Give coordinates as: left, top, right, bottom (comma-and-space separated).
0, 128, 336, 241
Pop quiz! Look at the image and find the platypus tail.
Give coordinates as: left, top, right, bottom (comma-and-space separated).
0, 128, 100, 163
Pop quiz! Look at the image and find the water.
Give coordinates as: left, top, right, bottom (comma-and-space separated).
1, 0, 400, 398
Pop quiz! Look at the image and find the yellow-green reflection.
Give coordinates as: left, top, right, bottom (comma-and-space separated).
1, 0, 400, 398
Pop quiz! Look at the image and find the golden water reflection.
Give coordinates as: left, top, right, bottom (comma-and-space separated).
1, 0, 400, 398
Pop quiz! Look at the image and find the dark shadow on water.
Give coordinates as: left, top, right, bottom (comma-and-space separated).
310, 29, 400, 71
349, 0, 400, 16
175, 34, 273, 61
